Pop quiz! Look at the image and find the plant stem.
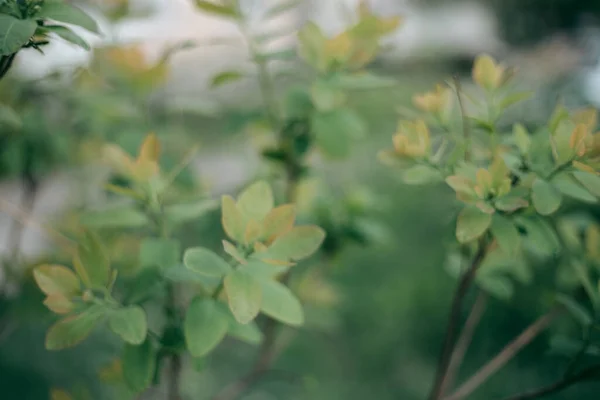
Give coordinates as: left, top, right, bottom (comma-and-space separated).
500, 365, 600, 400
439, 290, 488, 396
444, 307, 563, 400
428, 239, 488, 400
452, 76, 471, 163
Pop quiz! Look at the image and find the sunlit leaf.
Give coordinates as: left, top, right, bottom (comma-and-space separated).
263, 226, 325, 261
34, 265, 80, 297
260, 279, 304, 326
237, 181, 274, 222
222, 195, 246, 242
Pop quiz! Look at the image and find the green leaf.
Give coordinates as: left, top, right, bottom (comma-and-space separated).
80, 206, 150, 228
456, 207, 492, 244
222, 195, 246, 242
491, 215, 520, 255
33, 265, 80, 297
184, 297, 229, 357
264, 226, 325, 261
163, 263, 216, 285
518, 217, 560, 257
532, 178, 562, 215
44, 25, 90, 50
164, 199, 218, 224
37, 2, 100, 34
211, 70, 244, 87
556, 294, 592, 326
0, 15, 37, 56
222, 240, 246, 263
184, 247, 232, 278
311, 109, 367, 158
573, 171, 600, 198
310, 81, 346, 111
77, 230, 111, 288
193, 1, 239, 18
109, 306, 147, 345
260, 279, 304, 326
125, 268, 164, 304
122, 339, 155, 393
298, 22, 326, 71
227, 319, 263, 345
224, 269, 262, 324
243, 260, 290, 279
139, 238, 180, 269
552, 174, 597, 203
401, 164, 442, 185
512, 123, 531, 155
237, 181, 274, 222
572, 260, 598, 306
45, 306, 105, 350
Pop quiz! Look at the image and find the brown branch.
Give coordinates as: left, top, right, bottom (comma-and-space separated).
500, 365, 600, 400
439, 291, 488, 396
444, 308, 563, 400
428, 239, 488, 400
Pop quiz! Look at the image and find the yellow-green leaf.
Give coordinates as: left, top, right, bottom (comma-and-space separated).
210, 70, 244, 87
34, 265, 80, 297
44, 294, 75, 315
222, 195, 246, 242
236, 181, 274, 222
573, 171, 600, 197
298, 22, 326, 71
261, 204, 296, 241
224, 269, 262, 324
193, 1, 239, 18
259, 279, 304, 326
265, 225, 325, 261
45, 306, 105, 350
456, 207, 492, 243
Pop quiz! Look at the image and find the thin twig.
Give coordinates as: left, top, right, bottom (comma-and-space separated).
444, 308, 563, 400
500, 365, 600, 400
439, 291, 489, 396
428, 239, 488, 400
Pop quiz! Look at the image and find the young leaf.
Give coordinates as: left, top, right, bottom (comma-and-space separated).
45, 306, 105, 350
456, 207, 492, 244
36, 2, 100, 34
122, 339, 155, 393
80, 206, 150, 228
193, 1, 239, 18
184, 247, 232, 277
532, 178, 562, 215
491, 215, 520, 255
109, 306, 147, 345
0, 15, 37, 56
34, 265, 80, 297
224, 269, 262, 324
44, 294, 75, 315
44, 25, 90, 50
77, 231, 111, 288
211, 71, 244, 87
264, 226, 325, 261
184, 297, 229, 357
237, 181, 274, 222
261, 204, 296, 241
139, 238, 180, 269
222, 195, 246, 242
260, 279, 304, 326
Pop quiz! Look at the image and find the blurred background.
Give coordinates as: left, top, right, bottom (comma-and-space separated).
1, 0, 600, 399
